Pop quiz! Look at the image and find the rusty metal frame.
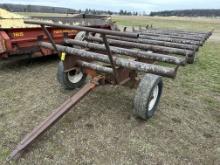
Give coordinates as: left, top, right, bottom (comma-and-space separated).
7, 21, 212, 161
101, 34, 118, 84
7, 76, 103, 161
41, 25, 58, 52
25, 20, 139, 38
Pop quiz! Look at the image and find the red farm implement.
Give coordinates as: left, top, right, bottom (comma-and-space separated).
0, 14, 112, 59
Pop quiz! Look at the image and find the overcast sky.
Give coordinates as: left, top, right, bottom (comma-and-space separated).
1, 0, 220, 13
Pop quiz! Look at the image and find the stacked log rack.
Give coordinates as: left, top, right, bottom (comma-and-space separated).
7, 20, 212, 161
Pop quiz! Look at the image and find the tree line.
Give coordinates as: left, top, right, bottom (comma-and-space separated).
150, 9, 220, 17
0, 4, 76, 13
84, 9, 138, 15
0, 4, 138, 15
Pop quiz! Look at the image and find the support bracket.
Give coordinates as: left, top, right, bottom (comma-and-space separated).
101, 34, 118, 84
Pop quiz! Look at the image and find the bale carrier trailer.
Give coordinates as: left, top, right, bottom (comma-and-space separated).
7, 19, 212, 161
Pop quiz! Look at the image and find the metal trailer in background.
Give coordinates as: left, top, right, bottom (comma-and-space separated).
7, 20, 211, 161
0, 14, 113, 59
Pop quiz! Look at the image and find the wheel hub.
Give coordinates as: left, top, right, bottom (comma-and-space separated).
148, 85, 159, 112
67, 69, 83, 84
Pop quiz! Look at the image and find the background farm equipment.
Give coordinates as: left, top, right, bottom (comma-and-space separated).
0, 9, 113, 59
7, 20, 211, 161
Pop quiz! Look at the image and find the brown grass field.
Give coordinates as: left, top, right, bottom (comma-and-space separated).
0, 16, 220, 165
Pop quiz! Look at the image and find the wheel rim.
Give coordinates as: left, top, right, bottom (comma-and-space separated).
67, 69, 83, 84
148, 85, 159, 112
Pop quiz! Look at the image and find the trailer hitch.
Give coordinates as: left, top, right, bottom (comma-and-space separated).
7, 76, 103, 161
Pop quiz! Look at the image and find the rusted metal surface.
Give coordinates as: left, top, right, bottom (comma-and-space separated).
139, 35, 202, 46
143, 28, 211, 37
77, 60, 113, 74
138, 28, 213, 46
143, 29, 206, 38
39, 42, 177, 78
0, 27, 79, 58
106, 35, 199, 50
150, 27, 209, 34
139, 27, 208, 39
105, 67, 134, 85
7, 76, 102, 161
6, 22, 212, 161
86, 36, 194, 57
64, 38, 186, 65
24, 20, 139, 38
4, 19, 214, 163
101, 34, 118, 84
125, 26, 210, 46
140, 31, 205, 42
41, 25, 58, 52
147, 28, 213, 41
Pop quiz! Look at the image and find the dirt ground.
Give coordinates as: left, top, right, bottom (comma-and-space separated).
0, 17, 220, 165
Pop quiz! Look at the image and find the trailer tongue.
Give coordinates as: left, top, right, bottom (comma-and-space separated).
7, 20, 211, 161
7, 76, 102, 161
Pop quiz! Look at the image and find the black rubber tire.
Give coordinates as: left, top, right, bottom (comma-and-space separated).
57, 31, 88, 90
133, 74, 163, 120
57, 61, 87, 90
